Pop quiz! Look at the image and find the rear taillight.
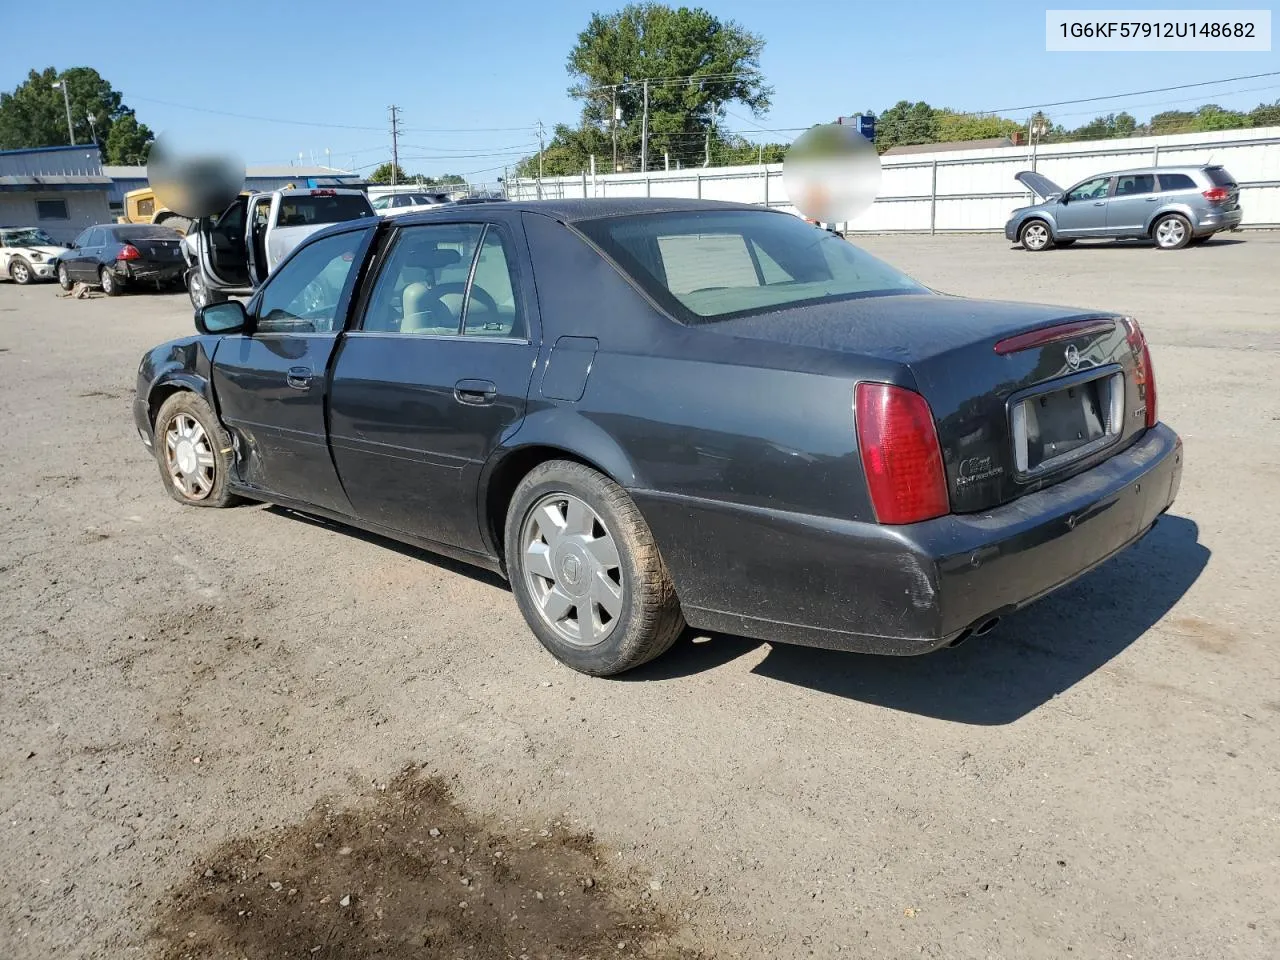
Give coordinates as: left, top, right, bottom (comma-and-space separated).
1122, 318, 1158, 428
1202, 186, 1230, 202
117, 244, 141, 261
855, 383, 949, 525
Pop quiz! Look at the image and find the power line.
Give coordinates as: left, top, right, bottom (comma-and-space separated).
124, 94, 387, 131
981, 70, 1280, 116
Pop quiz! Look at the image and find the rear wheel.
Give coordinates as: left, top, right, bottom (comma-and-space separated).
153, 392, 239, 508
187, 269, 225, 311
1019, 220, 1053, 251
100, 267, 121, 296
505, 460, 685, 676
57, 262, 73, 291
1153, 213, 1191, 250
9, 257, 33, 284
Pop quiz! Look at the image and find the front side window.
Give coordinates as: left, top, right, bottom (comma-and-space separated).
86, 228, 104, 247
1114, 174, 1155, 196
1067, 177, 1112, 202
576, 210, 926, 324
255, 230, 367, 334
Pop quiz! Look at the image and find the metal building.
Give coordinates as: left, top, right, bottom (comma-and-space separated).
0, 145, 114, 244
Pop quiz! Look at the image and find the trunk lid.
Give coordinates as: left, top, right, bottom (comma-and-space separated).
128, 236, 184, 261
1015, 171, 1063, 200
707, 294, 1148, 513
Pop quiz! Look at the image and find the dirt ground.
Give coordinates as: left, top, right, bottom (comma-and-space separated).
1, 232, 1278, 960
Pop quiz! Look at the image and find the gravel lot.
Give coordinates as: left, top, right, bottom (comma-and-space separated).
2, 232, 1278, 959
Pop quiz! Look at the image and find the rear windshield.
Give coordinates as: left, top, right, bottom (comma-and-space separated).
1204, 167, 1236, 187
112, 224, 182, 240
575, 210, 927, 324
277, 195, 374, 227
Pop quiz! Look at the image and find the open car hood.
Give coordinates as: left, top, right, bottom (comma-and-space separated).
1014, 171, 1063, 200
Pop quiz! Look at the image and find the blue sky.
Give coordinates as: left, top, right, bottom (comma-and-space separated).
2, 0, 1276, 179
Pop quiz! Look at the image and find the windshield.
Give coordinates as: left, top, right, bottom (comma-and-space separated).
277, 194, 374, 227
370, 195, 392, 210
1, 228, 59, 248
576, 210, 927, 324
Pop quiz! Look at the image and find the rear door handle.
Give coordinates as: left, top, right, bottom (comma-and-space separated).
454, 379, 497, 405
286, 366, 313, 390
1092, 201, 1106, 206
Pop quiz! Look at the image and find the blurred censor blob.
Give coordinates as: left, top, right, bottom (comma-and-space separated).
783, 123, 881, 224
147, 131, 245, 219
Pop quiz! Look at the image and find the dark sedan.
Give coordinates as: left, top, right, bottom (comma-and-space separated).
57, 223, 185, 295
132, 199, 1182, 676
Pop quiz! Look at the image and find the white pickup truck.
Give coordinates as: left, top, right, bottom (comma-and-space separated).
184, 187, 373, 309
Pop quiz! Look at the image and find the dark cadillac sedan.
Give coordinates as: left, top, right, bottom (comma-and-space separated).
132, 199, 1182, 676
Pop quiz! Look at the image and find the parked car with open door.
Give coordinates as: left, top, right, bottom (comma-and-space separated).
184, 187, 374, 309
1006, 165, 1243, 251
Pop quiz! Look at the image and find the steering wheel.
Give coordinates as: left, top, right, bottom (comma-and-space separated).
426, 281, 499, 318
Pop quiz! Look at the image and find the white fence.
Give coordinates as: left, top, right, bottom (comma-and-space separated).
506, 125, 1280, 232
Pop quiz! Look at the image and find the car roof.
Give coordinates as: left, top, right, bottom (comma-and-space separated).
393, 197, 771, 226
1091, 165, 1220, 178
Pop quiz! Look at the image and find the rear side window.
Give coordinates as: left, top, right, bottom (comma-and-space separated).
276, 194, 373, 227
1204, 167, 1236, 187
577, 210, 926, 324
1158, 173, 1196, 191
462, 229, 523, 338
1114, 174, 1154, 196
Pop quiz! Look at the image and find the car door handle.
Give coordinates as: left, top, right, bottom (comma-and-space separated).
1092, 201, 1105, 206
454, 379, 497, 405
1145, 196, 1159, 201
286, 366, 313, 390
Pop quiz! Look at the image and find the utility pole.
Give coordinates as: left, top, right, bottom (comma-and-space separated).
536, 120, 545, 197
51, 79, 74, 145
611, 87, 618, 173
388, 105, 401, 186
640, 79, 649, 172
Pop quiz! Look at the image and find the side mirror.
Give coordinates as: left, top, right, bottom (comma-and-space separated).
196, 299, 247, 335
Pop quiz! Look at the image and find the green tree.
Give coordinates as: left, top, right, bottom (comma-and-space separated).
1192, 104, 1247, 131
1148, 109, 1196, 135
559, 2, 772, 170
873, 101, 939, 152
934, 109, 1024, 143
369, 162, 409, 184
103, 112, 151, 164
0, 66, 152, 154
1248, 99, 1280, 127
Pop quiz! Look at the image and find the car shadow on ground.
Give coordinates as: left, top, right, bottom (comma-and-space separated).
628, 515, 1209, 725
1011, 238, 1246, 251
263, 505, 509, 589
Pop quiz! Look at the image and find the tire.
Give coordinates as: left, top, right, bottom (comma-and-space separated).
152, 392, 240, 508
100, 267, 121, 296
1019, 220, 1054, 252
1153, 213, 1192, 250
9, 257, 33, 284
187, 269, 225, 311
505, 460, 685, 676
57, 262, 73, 291
1054, 239, 1076, 247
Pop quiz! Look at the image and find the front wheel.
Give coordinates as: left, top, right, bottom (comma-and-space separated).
505, 461, 685, 676
100, 267, 121, 296
9, 257, 33, 284
1019, 220, 1054, 252
1153, 213, 1192, 250
152, 392, 239, 508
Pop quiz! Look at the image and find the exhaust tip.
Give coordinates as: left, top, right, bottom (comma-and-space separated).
973, 616, 1002, 637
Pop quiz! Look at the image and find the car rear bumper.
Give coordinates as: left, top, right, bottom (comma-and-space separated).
116, 260, 185, 284
635, 423, 1183, 655
1194, 207, 1243, 234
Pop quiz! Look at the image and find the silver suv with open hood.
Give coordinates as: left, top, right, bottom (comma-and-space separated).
1005, 165, 1242, 251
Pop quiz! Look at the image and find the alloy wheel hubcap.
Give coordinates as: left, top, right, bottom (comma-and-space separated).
521, 492, 623, 647
1157, 220, 1185, 246
1025, 224, 1047, 248
190, 275, 205, 308
13, 263, 28, 282
164, 413, 215, 500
